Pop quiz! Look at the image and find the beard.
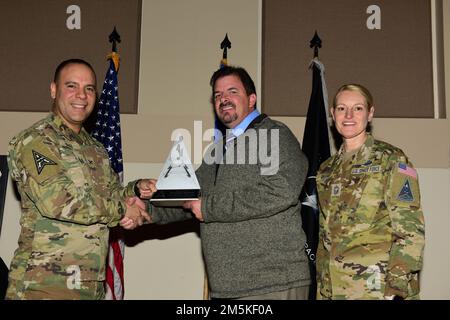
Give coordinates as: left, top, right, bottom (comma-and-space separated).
217, 102, 238, 124
220, 112, 238, 124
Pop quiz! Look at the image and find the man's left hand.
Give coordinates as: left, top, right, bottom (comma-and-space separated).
183, 199, 203, 221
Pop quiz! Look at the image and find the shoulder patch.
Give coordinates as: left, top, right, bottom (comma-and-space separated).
32, 150, 57, 174
20, 138, 62, 184
397, 179, 414, 202
398, 163, 417, 179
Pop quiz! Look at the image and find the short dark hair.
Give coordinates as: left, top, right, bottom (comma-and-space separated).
53, 58, 96, 83
209, 66, 256, 104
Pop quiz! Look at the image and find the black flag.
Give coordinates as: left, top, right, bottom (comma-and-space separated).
300, 58, 331, 299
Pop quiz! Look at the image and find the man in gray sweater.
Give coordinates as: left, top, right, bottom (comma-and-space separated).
145, 66, 310, 299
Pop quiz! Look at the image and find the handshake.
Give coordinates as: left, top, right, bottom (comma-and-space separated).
118, 178, 204, 230
119, 179, 157, 230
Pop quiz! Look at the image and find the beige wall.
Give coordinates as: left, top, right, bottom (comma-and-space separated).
1, 0, 450, 299
445, 0, 450, 165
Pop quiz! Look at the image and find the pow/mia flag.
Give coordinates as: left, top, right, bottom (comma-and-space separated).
32, 150, 56, 175
300, 58, 332, 300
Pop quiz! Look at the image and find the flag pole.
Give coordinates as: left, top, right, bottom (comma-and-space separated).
300, 31, 333, 300
310, 30, 321, 58
202, 273, 209, 300
91, 26, 125, 300
309, 31, 336, 154
220, 33, 231, 68
203, 34, 233, 300
213, 34, 232, 144
108, 26, 121, 72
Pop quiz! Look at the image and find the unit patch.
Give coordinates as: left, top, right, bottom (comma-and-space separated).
32, 150, 57, 174
397, 179, 414, 202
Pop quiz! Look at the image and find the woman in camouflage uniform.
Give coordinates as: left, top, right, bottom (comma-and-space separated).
316, 84, 425, 300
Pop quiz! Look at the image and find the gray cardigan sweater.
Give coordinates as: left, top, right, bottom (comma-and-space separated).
150, 115, 311, 298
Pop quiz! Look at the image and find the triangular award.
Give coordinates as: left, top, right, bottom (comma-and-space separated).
150, 136, 201, 206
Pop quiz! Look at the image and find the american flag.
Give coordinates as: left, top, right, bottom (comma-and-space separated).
92, 52, 125, 300
398, 163, 417, 179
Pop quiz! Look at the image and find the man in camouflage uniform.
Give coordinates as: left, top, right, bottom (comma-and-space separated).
316, 84, 425, 300
6, 59, 150, 299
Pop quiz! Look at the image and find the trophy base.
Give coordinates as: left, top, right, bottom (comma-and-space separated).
150, 200, 196, 207
151, 189, 201, 200
150, 189, 201, 207
150, 189, 200, 207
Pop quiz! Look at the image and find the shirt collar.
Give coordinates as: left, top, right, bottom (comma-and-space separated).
337, 133, 374, 164
50, 113, 90, 143
230, 109, 260, 138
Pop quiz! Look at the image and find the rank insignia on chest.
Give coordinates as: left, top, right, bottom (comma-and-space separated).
32, 150, 57, 174
397, 179, 414, 202
331, 183, 341, 197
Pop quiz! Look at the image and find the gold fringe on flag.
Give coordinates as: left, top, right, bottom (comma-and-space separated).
107, 51, 120, 72
220, 58, 228, 68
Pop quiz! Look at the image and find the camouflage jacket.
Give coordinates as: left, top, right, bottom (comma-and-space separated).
316, 134, 425, 300
6, 113, 135, 299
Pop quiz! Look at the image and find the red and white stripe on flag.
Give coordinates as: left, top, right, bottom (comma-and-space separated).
105, 236, 125, 300
92, 56, 126, 300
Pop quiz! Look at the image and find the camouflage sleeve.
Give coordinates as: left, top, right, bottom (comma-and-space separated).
122, 178, 138, 198
316, 185, 332, 300
106, 165, 138, 227
9, 135, 127, 226
384, 155, 425, 299
315, 222, 327, 299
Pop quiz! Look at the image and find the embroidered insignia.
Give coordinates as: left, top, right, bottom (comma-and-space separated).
398, 163, 417, 179
397, 179, 414, 202
352, 162, 380, 174
32, 150, 57, 175
351, 167, 368, 174
331, 183, 341, 197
